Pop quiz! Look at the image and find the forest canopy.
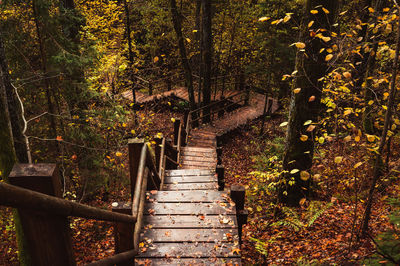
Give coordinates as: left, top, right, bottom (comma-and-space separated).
1, 0, 400, 264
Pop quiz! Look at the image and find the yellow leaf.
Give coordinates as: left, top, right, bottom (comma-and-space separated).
309, 96, 316, 102
343, 72, 352, 79
258, 16, 270, 22
354, 162, 363, 169
322, 7, 330, 14
344, 135, 352, 142
293, 88, 301, 94
153, 56, 159, 63
310, 10, 318, 14
368, 7, 375, 13
334, 156, 343, 164
56, 136, 63, 141
290, 169, 299, 174
299, 198, 307, 205
383, 92, 389, 100
368, 100, 374, 105
186, 38, 191, 43
344, 109, 352, 116
307, 125, 316, 132
122, 122, 127, 127
318, 136, 325, 144
131, 129, 136, 134
279, 122, 288, 127
171, 117, 176, 122
325, 54, 333, 61
116, 151, 123, 157
366, 134, 375, 142
308, 21, 314, 28
293, 42, 306, 49
355, 135, 360, 142
300, 171, 310, 181
322, 36, 331, 42
283, 15, 291, 23
300, 135, 309, 142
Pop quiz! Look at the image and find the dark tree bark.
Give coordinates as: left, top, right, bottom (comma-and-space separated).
32, 0, 58, 140
281, 0, 339, 206
0, 37, 31, 266
201, 0, 213, 123
169, 0, 196, 113
360, 5, 400, 237
123, 0, 137, 101
0, 30, 28, 163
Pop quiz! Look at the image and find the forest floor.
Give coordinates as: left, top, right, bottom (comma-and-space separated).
1, 100, 399, 265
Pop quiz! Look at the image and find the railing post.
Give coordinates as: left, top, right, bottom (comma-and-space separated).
218, 96, 225, 118
167, 77, 171, 91
154, 135, 163, 172
230, 184, 248, 245
8, 164, 75, 266
148, 83, 153, 96
216, 134, 223, 147
131, 86, 136, 105
112, 202, 134, 266
216, 165, 224, 191
128, 139, 145, 200
244, 85, 250, 106
173, 119, 181, 146
216, 147, 222, 165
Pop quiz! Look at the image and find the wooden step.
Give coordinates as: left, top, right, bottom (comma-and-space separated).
165, 169, 215, 176
141, 228, 239, 242
164, 175, 217, 184
136, 242, 241, 258
144, 202, 236, 215
145, 190, 231, 203
143, 214, 237, 228
163, 182, 218, 190
135, 258, 241, 265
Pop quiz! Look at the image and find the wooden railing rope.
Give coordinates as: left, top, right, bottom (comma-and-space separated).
0, 181, 136, 224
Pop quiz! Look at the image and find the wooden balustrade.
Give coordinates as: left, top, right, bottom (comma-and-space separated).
0, 127, 185, 266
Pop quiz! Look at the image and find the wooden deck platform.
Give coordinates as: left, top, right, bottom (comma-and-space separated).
122, 87, 241, 105
136, 138, 241, 265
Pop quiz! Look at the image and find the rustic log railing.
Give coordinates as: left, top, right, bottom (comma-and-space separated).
0, 126, 184, 265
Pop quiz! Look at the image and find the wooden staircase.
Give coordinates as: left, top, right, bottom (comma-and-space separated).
136, 134, 242, 265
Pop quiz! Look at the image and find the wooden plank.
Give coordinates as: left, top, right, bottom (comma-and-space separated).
142, 215, 237, 228
165, 169, 214, 176
180, 157, 217, 163
136, 242, 241, 258
181, 162, 216, 168
181, 152, 216, 158
181, 147, 216, 152
144, 202, 236, 215
135, 258, 241, 265
146, 191, 230, 203
180, 166, 214, 170
164, 175, 217, 183
163, 183, 218, 191
141, 228, 239, 242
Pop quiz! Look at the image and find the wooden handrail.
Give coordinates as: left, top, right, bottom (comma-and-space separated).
177, 122, 182, 163
189, 92, 247, 124
189, 90, 245, 115
0, 182, 136, 224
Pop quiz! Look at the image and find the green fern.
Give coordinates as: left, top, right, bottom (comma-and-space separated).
272, 201, 333, 231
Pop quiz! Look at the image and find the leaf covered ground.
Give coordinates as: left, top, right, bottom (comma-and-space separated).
1, 105, 399, 265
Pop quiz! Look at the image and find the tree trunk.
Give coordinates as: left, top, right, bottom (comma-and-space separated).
360, 5, 400, 237
0, 41, 31, 266
32, 0, 58, 140
281, 0, 339, 206
201, 0, 212, 123
169, 0, 196, 114
0, 30, 28, 163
